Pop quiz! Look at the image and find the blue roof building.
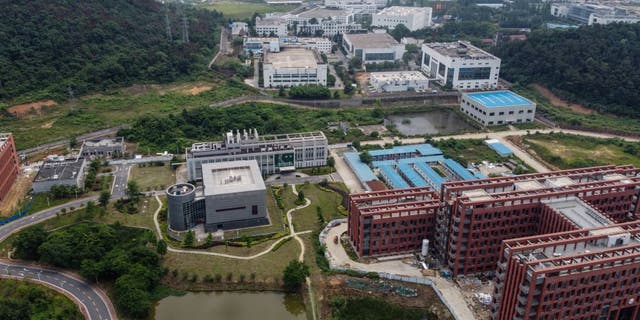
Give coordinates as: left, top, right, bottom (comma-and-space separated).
485, 139, 514, 157
461, 90, 536, 126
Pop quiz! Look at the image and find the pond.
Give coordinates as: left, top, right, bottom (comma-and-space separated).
386, 110, 475, 136
155, 291, 307, 320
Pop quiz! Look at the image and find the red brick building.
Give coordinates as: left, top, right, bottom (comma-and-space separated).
0, 133, 19, 203
437, 165, 640, 276
494, 221, 640, 320
348, 187, 439, 257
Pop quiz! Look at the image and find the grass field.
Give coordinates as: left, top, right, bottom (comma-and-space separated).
523, 133, 640, 169
129, 163, 175, 191
294, 183, 347, 232
204, 1, 297, 19
2, 80, 252, 150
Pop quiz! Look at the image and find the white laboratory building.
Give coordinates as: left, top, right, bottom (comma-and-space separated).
263, 48, 328, 88
460, 91, 536, 126
255, 17, 288, 37
373, 6, 433, 31
342, 32, 405, 63
421, 41, 501, 90
369, 71, 429, 93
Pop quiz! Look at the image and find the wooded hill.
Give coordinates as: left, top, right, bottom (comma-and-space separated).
0, 0, 223, 102
494, 23, 640, 117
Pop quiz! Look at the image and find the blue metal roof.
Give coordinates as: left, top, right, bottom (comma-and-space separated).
414, 162, 446, 191
415, 144, 443, 156
486, 141, 513, 157
444, 159, 476, 181
397, 163, 428, 188
465, 91, 534, 109
474, 171, 487, 179
368, 144, 443, 158
344, 152, 378, 182
398, 155, 445, 164
371, 160, 398, 168
378, 165, 410, 189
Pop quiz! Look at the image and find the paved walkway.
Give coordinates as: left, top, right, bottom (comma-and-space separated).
324, 223, 475, 320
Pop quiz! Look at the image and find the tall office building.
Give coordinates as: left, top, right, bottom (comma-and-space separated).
0, 133, 19, 203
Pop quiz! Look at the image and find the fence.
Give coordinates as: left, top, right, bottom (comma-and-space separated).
0, 200, 32, 226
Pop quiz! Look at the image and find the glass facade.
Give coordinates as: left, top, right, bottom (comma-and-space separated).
365, 52, 396, 61
438, 62, 446, 76
457, 67, 491, 80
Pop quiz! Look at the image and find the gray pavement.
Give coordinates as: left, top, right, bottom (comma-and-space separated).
0, 261, 114, 320
110, 164, 130, 199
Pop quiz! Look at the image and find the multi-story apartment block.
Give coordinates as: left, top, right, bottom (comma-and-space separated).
421, 41, 501, 90
372, 6, 432, 31
348, 187, 440, 257
342, 32, 405, 63
0, 133, 20, 203
186, 129, 328, 181
262, 48, 328, 88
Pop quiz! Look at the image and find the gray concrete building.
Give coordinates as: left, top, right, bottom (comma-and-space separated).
342, 32, 404, 63
33, 157, 87, 193
166, 160, 269, 233
186, 129, 328, 181
80, 137, 125, 159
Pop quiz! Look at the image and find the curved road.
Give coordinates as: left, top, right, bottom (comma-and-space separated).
0, 195, 115, 320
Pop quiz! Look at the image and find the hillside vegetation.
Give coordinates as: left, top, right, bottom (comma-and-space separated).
0, 0, 223, 103
495, 24, 640, 117
0, 279, 83, 319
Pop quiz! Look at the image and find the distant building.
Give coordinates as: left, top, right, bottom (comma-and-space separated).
243, 37, 281, 54
255, 17, 288, 37
460, 90, 536, 126
369, 71, 429, 93
280, 37, 333, 54
551, 3, 640, 25
186, 129, 328, 181
0, 133, 20, 203
166, 160, 269, 232
325, 0, 386, 12
262, 48, 328, 87
421, 41, 501, 90
286, 7, 362, 36
32, 157, 86, 193
342, 32, 404, 63
348, 187, 439, 257
80, 137, 125, 159
372, 6, 433, 31
231, 22, 249, 36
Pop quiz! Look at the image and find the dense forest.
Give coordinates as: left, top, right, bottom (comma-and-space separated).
0, 279, 83, 319
0, 0, 223, 102
494, 23, 640, 117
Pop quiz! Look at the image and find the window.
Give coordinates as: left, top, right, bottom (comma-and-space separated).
252, 205, 258, 215
457, 67, 491, 80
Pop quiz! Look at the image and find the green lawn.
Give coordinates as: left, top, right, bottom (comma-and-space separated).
293, 183, 347, 232
223, 187, 286, 239
524, 132, 640, 169
129, 163, 175, 191
204, 1, 297, 19
3, 80, 253, 150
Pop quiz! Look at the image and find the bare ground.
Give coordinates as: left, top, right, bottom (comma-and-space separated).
533, 84, 594, 115
7, 100, 58, 118
0, 172, 34, 217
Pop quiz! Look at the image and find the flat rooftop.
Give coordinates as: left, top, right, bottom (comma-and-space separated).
297, 7, 351, 19
189, 130, 326, 154
83, 137, 123, 147
377, 6, 431, 16
343, 32, 399, 49
424, 41, 498, 60
0, 133, 10, 148
245, 37, 279, 42
34, 158, 85, 182
465, 91, 534, 108
264, 48, 321, 69
543, 197, 613, 229
202, 160, 265, 196
370, 71, 428, 82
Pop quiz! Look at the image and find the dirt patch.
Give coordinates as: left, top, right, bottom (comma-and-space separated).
533, 84, 594, 115
182, 85, 213, 95
7, 100, 58, 118
0, 172, 35, 217
40, 120, 56, 129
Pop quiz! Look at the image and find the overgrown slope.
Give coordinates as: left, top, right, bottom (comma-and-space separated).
0, 0, 223, 102
494, 23, 640, 117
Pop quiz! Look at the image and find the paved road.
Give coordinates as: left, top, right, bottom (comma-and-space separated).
17, 126, 126, 157
110, 164, 130, 199
0, 261, 114, 320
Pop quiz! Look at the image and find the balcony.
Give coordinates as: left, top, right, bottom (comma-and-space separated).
519, 284, 529, 294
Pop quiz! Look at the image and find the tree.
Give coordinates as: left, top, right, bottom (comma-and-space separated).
390, 24, 411, 41
349, 57, 362, 69
126, 181, 141, 202
327, 156, 335, 167
359, 151, 372, 164
278, 86, 286, 97
282, 260, 310, 292
297, 190, 306, 203
183, 230, 195, 247
69, 136, 77, 149
352, 140, 361, 150
98, 191, 111, 207
157, 240, 167, 255
333, 91, 340, 99
205, 233, 213, 245
11, 226, 48, 260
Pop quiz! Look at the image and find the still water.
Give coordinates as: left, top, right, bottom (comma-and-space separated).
155, 291, 307, 320
386, 110, 474, 136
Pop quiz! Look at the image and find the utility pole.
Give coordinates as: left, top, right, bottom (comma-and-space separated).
165, 10, 172, 42
178, 5, 189, 43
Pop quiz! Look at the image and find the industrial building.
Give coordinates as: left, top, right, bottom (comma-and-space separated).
262, 48, 328, 88
245, 37, 332, 55
342, 32, 404, 63
460, 90, 536, 126
231, 22, 249, 36
186, 129, 328, 181
0, 133, 19, 203
348, 187, 439, 257
167, 160, 269, 232
285, 7, 362, 36
80, 137, 125, 159
421, 41, 501, 90
494, 221, 640, 320
243, 37, 280, 54
372, 6, 432, 31
437, 165, 640, 277
255, 17, 288, 37
369, 71, 429, 93
32, 157, 87, 193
